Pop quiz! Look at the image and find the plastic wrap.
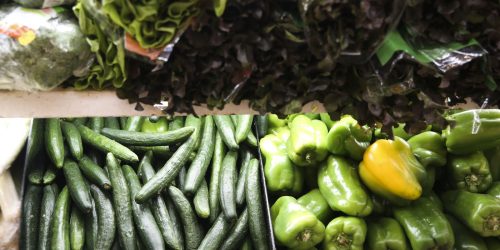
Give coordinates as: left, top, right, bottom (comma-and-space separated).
13, 0, 74, 8
0, 6, 93, 91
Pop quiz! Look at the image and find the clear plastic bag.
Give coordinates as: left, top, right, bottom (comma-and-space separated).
13, 0, 75, 9
0, 6, 93, 91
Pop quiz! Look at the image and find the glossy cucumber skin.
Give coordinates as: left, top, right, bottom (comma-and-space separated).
246, 159, 269, 250
100, 127, 194, 146
78, 156, 112, 190
51, 186, 71, 250
21, 184, 43, 250
90, 185, 116, 250
220, 151, 238, 220
39, 185, 58, 250
194, 179, 210, 219
63, 160, 92, 213
69, 207, 85, 250
61, 121, 84, 160
124, 116, 145, 132
209, 132, 225, 223
214, 115, 239, 150
221, 208, 249, 250
46, 118, 65, 168
197, 213, 235, 250
27, 119, 45, 184
235, 115, 254, 144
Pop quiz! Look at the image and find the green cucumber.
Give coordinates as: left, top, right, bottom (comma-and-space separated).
214, 115, 239, 150
51, 186, 71, 250
85, 198, 98, 250
235, 115, 254, 144
220, 208, 249, 250
135, 135, 197, 203
45, 118, 65, 168
119, 117, 127, 130
104, 117, 121, 130
73, 118, 88, 125
168, 186, 204, 250
124, 116, 145, 131
246, 159, 269, 250
101, 127, 194, 146
165, 197, 184, 250
194, 179, 210, 219
209, 132, 225, 223
43, 164, 58, 184
122, 165, 165, 250
176, 166, 187, 192
220, 150, 238, 220
246, 130, 258, 147
236, 149, 252, 207
39, 184, 58, 250
88, 117, 104, 133
61, 121, 84, 160
230, 115, 238, 126
197, 213, 235, 250
63, 160, 92, 213
78, 156, 111, 190
90, 185, 116, 250
128, 145, 171, 158
70, 207, 85, 250
28, 162, 45, 185
241, 238, 253, 250
255, 115, 268, 138
169, 117, 184, 131
76, 123, 138, 162
21, 184, 42, 250
184, 115, 203, 150
106, 153, 137, 250
27, 119, 45, 184
185, 115, 215, 194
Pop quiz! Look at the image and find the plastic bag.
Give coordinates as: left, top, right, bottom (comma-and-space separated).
0, 5, 93, 91
13, 0, 74, 8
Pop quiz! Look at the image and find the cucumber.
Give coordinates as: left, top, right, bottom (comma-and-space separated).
78, 156, 111, 190
46, 118, 65, 168
246, 130, 258, 147
230, 115, 238, 126
70, 207, 85, 250
124, 116, 145, 131
236, 149, 252, 207
51, 186, 71, 250
246, 159, 269, 250
27, 119, 45, 184
39, 184, 58, 250
168, 117, 184, 131
165, 197, 184, 250
241, 238, 253, 250
184, 115, 203, 150
88, 117, 104, 133
29, 162, 46, 185
61, 121, 84, 160
90, 185, 116, 250
235, 115, 254, 144
106, 153, 138, 250
76, 123, 138, 162
21, 184, 42, 250
122, 165, 165, 250
73, 118, 88, 125
85, 198, 98, 250
135, 134, 197, 203
104, 117, 121, 130
138, 154, 183, 250
63, 160, 92, 213
119, 117, 128, 130
176, 166, 187, 192
168, 186, 204, 250
43, 164, 58, 184
101, 127, 194, 146
220, 150, 238, 220
221, 208, 249, 250
197, 213, 235, 250
209, 132, 225, 223
194, 179, 210, 219
128, 145, 171, 158
255, 115, 268, 138
214, 115, 239, 150
185, 115, 215, 194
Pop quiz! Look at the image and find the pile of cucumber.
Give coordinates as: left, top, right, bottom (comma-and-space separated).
21, 115, 269, 250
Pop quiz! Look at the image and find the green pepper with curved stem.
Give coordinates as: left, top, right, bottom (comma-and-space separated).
408, 131, 447, 168
446, 214, 487, 250
366, 217, 409, 250
271, 196, 325, 250
298, 189, 334, 223
447, 151, 492, 193
326, 115, 372, 161
287, 115, 328, 167
323, 216, 367, 250
318, 156, 373, 217
485, 146, 500, 181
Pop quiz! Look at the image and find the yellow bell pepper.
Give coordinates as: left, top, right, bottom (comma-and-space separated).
359, 137, 428, 205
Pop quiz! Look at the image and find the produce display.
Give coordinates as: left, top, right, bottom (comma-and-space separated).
261, 110, 500, 249
21, 115, 269, 250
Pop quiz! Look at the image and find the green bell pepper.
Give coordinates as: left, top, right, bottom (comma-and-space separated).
446, 214, 487, 250
441, 190, 500, 237
319, 113, 335, 129
407, 131, 447, 168
447, 151, 492, 193
443, 109, 500, 155
392, 123, 412, 140
318, 156, 373, 217
268, 114, 287, 134
487, 182, 500, 199
393, 197, 454, 250
326, 115, 372, 161
370, 195, 390, 215
287, 113, 320, 125
298, 189, 334, 223
485, 146, 500, 181
287, 115, 328, 167
141, 116, 168, 133
271, 196, 325, 249
366, 217, 410, 250
323, 216, 367, 250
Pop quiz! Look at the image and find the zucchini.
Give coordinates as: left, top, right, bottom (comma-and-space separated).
235, 115, 254, 144
168, 117, 184, 131
197, 213, 235, 250
184, 115, 203, 150
39, 184, 58, 250
246, 159, 269, 250
220, 208, 249, 250
185, 115, 215, 194
27, 118, 45, 184
220, 150, 238, 220
78, 156, 112, 190
85, 198, 98, 250
209, 132, 225, 223
128, 145, 171, 158
70, 207, 85, 250
42, 164, 58, 184
51, 186, 71, 250
122, 165, 165, 250
104, 117, 121, 130
21, 184, 43, 250
214, 115, 239, 150
124, 116, 145, 131
45, 118, 65, 168
61, 121, 84, 160
101, 127, 194, 146
165, 197, 185, 250
90, 185, 116, 250
168, 186, 204, 250
63, 160, 92, 213
76, 123, 138, 162
106, 153, 138, 250
193, 179, 210, 219
88, 118, 104, 133
255, 115, 268, 138
236, 149, 252, 207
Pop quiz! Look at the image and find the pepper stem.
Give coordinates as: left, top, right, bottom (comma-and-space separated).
484, 215, 500, 232
465, 174, 482, 191
334, 233, 352, 249
296, 229, 312, 243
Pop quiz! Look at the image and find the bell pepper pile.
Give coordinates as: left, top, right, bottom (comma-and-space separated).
260, 109, 500, 250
